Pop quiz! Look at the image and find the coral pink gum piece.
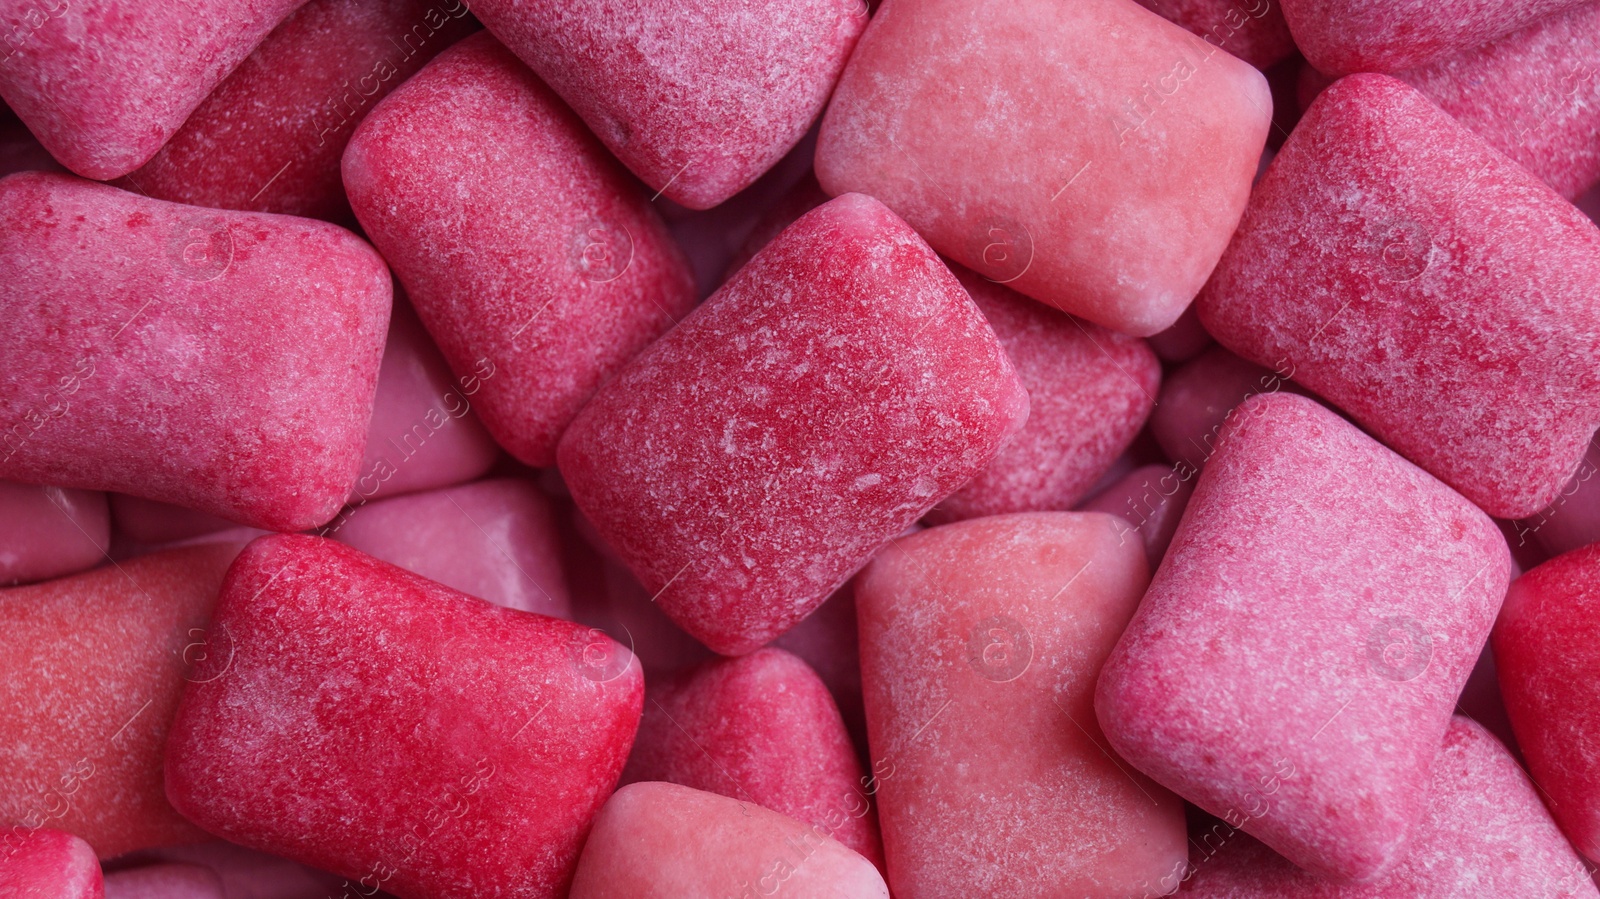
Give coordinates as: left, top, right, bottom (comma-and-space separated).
557, 193, 1029, 656
1151, 346, 1299, 473
164, 535, 643, 899
1196, 74, 1600, 519
568, 781, 887, 899
1279, 0, 1590, 75
343, 32, 696, 466
0, 482, 107, 585
1080, 463, 1196, 566
1096, 393, 1512, 882
0, 829, 103, 899
0, 172, 392, 531
1134, 0, 1297, 69
623, 647, 882, 867
466, 0, 865, 209
855, 512, 1188, 898
0, 0, 305, 179
103, 864, 222, 899
816, 0, 1271, 337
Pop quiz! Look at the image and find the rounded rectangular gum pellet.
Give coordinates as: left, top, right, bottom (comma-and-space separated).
1095, 393, 1511, 882
1280, 0, 1590, 75
557, 192, 1029, 656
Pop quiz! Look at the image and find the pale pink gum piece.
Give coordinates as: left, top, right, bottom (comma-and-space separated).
0, 172, 392, 531
109, 496, 234, 546
0, 546, 236, 858
1080, 463, 1196, 566
1148, 304, 1215, 364
1280, 0, 1590, 75
142, 841, 345, 899
1134, 0, 1297, 69
1152, 346, 1300, 473
1182, 718, 1598, 897
816, 0, 1271, 337
623, 647, 882, 867
465, 0, 865, 209
568, 782, 888, 899
0, 829, 103, 899
1096, 393, 1512, 882
343, 32, 696, 466
0, 482, 107, 584
1197, 74, 1600, 519
104, 864, 222, 899
927, 267, 1160, 522
120, 0, 476, 221
164, 535, 642, 899
0, 0, 305, 179
855, 512, 1187, 898
557, 193, 1029, 656
1516, 439, 1600, 558
330, 477, 571, 618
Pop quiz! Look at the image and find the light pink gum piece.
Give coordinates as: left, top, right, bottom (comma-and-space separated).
0, 482, 107, 585
816, 0, 1271, 337
104, 864, 222, 899
855, 512, 1187, 898
164, 535, 642, 899
1196, 74, 1600, 519
0, 172, 392, 531
0, 829, 102, 899
343, 32, 696, 466
557, 193, 1029, 656
1516, 440, 1600, 558
466, 0, 865, 210
568, 782, 888, 899
0, 0, 304, 179
1151, 346, 1300, 473
1183, 718, 1598, 897
330, 477, 571, 618
1134, 0, 1297, 69
926, 267, 1160, 523
623, 647, 882, 867
120, 0, 476, 221
1280, 0, 1590, 75
1096, 393, 1511, 882
1081, 463, 1196, 566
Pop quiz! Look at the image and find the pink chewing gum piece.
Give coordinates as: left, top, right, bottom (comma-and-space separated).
855, 512, 1187, 898
0, 482, 107, 585
103, 864, 222, 899
109, 496, 234, 547
1147, 305, 1214, 364
815, 0, 1271, 337
1183, 718, 1598, 897
343, 32, 696, 467
0, 172, 392, 531
141, 841, 345, 899
1196, 74, 1600, 519
1096, 393, 1511, 882
1516, 440, 1600, 558
557, 193, 1029, 656
1134, 0, 1297, 69
330, 477, 571, 618
164, 535, 642, 899
0, 0, 305, 179
772, 586, 869, 758
120, 0, 476, 221
568, 782, 887, 899
623, 647, 882, 867
0, 829, 102, 899
1080, 463, 1196, 566
926, 267, 1160, 523
465, 0, 865, 210
1151, 346, 1301, 474
0, 546, 235, 858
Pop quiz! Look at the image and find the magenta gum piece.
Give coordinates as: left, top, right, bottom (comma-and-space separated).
343, 33, 696, 467
1516, 440, 1600, 558
1280, 0, 1590, 75
0, 829, 103, 899
164, 535, 642, 899
772, 585, 869, 757
0, 172, 392, 531
1197, 74, 1600, 519
1134, 0, 1297, 69
104, 864, 223, 899
1151, 346, 1300, 473
0, 0, 305, 179
558, 193, 1029, 656
816, 0, 1271, 337
856, 512, 1187, 898
568, 782, 888, 899
1147, 304, 1215, 364
1096, 393, 1511, 881
1080, 463, 1196, 566
109, 496, 235, 547
0, 482, 107, 585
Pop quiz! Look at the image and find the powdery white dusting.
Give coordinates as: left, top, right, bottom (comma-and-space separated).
1279, 0, 1588, 75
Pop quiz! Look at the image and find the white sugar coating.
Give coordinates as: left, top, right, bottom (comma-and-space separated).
1280, 0, 1589, 75
1097, 393, 1512, 882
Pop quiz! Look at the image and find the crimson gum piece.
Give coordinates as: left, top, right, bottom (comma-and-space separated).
1134, 0, 1297, 69
343, 32, 696, 467
1279, 0, 1590, 75
164, 535, 642, 899
1080, 463, 1196, 566
103, 864, 223, 899
0, 483, 107, 585
557, 193, 1029, 656
0, 829, 102, 899
1096, 393, 1511, 882
0, 172, 392, 531
1196, 74, 1600, 519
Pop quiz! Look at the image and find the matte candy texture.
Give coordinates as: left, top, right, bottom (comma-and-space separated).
1182, 718, 1598, 898
568, 782, 888, 899
1196, 75, 1600, 519
344, 33, 696, 466
0, 173, 392, 531
0, 0, 305, 179
558, 193, 1029, 656
0, 546, 235, 858
467, 0, 864, 209
1134, 0, 1296, 69
816, 0, 1271, 337
122, 0, 475, 221
0, 829, 102, 899
0, 483, 107, 585
856, 512, 1187, 898
1096, 393, 1511, 882
1081, 463, 1195, 566
165, 535, 642, 899
104, 864, 223, 899
1280, 0, 1590, 75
